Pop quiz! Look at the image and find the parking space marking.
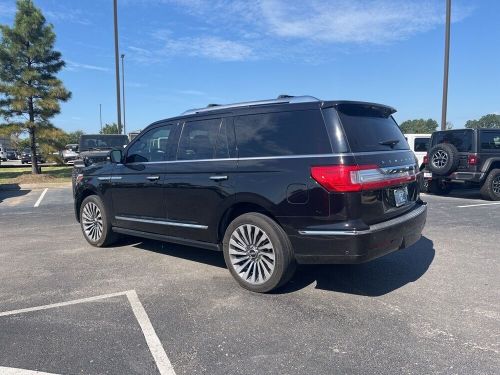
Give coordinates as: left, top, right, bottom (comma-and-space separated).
33, 188, 48, 208
0, 366, 60, 374
0, 290, 176, 375
457, 202, 500, 208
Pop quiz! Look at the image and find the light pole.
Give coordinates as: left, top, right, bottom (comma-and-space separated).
99, 103, 102, 133
441, 0, 451, 131
113, 0, 122, 132
121, 53, 126, 135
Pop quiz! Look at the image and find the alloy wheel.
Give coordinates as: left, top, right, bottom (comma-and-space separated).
432, 150, 448, 168
82, 202, 103, 242
228, 224, 275, 285
493, 175, 500, 195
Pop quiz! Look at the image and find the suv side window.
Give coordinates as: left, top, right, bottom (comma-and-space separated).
480, 131, 500, 151
177, 118, 224, 160
433, 130, 473, 152
126, 124, 175, 163
234, 110, 331, 158
414, 138, 429, 152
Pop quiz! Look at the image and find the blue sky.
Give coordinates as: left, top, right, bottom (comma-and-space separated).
0, 0, 499, 133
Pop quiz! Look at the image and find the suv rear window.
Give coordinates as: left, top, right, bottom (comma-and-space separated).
432, 130, 473, 152
335, 104, 409, 152
234, 110, 331, 157
414, 137, 430, 152
480, 131, 500, 151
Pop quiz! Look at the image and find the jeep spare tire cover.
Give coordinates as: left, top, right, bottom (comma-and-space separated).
427, 143, 460, 175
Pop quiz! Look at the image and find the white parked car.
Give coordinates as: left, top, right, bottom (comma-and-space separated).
61, 144, 79, 164
404, 134, 431, 171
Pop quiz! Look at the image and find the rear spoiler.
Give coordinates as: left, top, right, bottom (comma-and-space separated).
325, 101, 397, 118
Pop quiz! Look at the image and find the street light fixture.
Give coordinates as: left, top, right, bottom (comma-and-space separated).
441, 0, 451, 131
113, 0, 122, 132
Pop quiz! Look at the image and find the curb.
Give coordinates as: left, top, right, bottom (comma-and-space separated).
0, 182, 72, 191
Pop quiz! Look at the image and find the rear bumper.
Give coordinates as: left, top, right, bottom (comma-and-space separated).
289, 202, 427, 264
424, 171, 484, 183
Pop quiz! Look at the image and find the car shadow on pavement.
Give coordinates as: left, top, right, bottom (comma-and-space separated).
279, 236, 435, 296
0, 184, 30, 204
124, 237, 227, 269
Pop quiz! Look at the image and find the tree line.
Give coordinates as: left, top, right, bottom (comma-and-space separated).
399, 114, 500, 134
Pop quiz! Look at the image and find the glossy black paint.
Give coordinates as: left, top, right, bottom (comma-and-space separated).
74, 100, 427, 264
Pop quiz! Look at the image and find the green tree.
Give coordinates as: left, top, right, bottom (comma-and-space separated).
399, 119, 438, 134
465, 114, 500, 129
64, 129, 84, 144
100, 122, 123, 135
0, 0, 71, 174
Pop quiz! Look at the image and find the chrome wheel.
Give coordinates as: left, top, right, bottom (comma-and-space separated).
82, 202, 103, 242
432, 150, 448, 168
493, 176, 500, 195
228, 224, 275, 285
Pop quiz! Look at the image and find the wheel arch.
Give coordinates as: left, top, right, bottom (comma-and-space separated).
481, 158, 500, 174
74, 186, 100, 222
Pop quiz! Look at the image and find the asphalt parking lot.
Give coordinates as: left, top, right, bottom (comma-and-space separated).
0, 186, 499, 374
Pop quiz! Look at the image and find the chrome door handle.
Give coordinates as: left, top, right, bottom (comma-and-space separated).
209, 175, 228, 181
146, 176, 160, 181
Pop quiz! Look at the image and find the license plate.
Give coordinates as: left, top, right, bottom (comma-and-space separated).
424, 172, 432, 179
393, 187, 408, 207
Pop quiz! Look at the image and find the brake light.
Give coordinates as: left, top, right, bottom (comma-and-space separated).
423, 155, 429, 165
468, 154, 479, 166
311, 165, 417, 192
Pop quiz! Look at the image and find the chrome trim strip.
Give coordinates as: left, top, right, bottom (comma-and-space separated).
97, 176, 110, 181
298, 204, 426, 236
110, 176, 122, 180
115, 215, 208, 229
123, 150, 414, 166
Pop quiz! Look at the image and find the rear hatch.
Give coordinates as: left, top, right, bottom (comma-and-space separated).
430, 129, 476, 172
323, 103, 419, 225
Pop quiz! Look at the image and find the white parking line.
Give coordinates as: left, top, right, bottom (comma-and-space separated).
33, 188, 48, 208
0, 290, 176, 375
0, 367, 59, 375
457, 202, 500, 208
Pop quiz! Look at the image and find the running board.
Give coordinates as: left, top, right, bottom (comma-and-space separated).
112, 227, 222, 251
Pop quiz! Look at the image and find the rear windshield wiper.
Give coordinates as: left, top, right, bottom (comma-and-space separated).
378, 139, 400, 148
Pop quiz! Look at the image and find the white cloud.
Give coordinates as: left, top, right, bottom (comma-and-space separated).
177, 89, 206, 96
65, 60, 109, 72
45, 9, 92, 26
0, 3, 15, 18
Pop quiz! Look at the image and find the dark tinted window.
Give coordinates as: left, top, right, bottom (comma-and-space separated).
336, 105, 408, 152
414, 137, 430, 152
177, 118, 225, 160
432, 130, 473, 152
79, 135, 128, 151
480, 131, 500, 151
126, 125, 175, 163
234, 110, 331, 157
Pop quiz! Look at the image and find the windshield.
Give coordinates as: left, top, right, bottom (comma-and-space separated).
335, 104, 409, 152
79, 135, 128, 151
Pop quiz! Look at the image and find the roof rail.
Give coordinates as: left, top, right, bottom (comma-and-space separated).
181, 95, 320, 115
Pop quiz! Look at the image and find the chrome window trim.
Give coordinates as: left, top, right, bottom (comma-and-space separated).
121, 150, 414, 166
298, 204, 426, 236
115, 215, 208, 229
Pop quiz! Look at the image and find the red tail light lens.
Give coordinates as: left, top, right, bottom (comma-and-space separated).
468, 154, 479, 166
311, 165, 417, 192
423, 155, 429, 165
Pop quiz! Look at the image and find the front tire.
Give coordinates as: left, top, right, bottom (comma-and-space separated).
80, 195, 118, 247
223, 212, 296, 293
480, 169, 500, 201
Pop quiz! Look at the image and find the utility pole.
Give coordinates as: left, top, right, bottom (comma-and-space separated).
441, 0, 451, 131
121, 53, 126, 135
99, 103, 102, 132
113, 0, 122, 132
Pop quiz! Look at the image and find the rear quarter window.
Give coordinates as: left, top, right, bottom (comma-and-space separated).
414, 138, 430, 152
480, 131, 500, 151
234, 110, 331, 157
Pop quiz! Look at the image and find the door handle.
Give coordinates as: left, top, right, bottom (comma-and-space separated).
209, 175, 228, 181
146, 176, 160, 181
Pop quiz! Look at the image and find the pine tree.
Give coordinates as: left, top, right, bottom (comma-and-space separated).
0, 0, 71, 174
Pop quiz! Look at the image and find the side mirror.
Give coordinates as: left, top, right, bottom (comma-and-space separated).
109, 149, 123, 164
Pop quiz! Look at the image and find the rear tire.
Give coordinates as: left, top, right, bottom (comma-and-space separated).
223, 212, 296, 293
429, 179, 452, 195
80, 195, 118, 247
480, 169, 500, 201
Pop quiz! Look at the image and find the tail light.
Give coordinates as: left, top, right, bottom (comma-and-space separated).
311, 165, 417, 192
468, 154, 479, 166
423, 155, 429, 165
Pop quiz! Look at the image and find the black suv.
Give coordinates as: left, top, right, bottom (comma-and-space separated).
425, 129, 500, 200
73, 96, 427, 292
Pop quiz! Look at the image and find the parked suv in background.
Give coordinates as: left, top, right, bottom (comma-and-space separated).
73, 96, 427, 292
424, 128, 500, 200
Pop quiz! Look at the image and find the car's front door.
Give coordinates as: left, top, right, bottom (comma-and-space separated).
110, 123, 178, 234
163, 116, 237, 243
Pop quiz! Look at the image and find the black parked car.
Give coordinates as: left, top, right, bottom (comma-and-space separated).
73, 95, 427, 292
424, 128, 500, 200
21, 148, 45, 164
6, 150, 18, 160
